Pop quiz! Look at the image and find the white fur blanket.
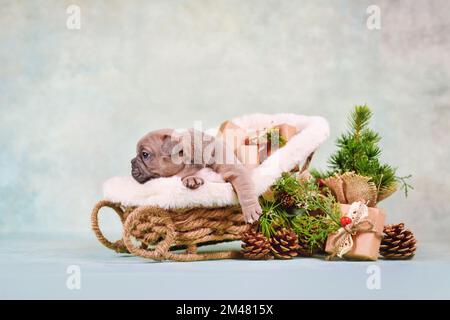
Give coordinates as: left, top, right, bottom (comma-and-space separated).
103, 113, 329, 208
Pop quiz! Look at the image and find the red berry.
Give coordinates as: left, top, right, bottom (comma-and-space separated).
340, 216, 352, 227
317, 178, 326, 188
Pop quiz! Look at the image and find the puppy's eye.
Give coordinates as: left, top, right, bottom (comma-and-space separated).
142, 151, 150, 160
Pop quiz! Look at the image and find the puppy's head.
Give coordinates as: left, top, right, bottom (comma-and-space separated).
131, 129, 185, 184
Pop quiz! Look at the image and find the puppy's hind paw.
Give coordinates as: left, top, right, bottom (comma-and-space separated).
182, 176, 205, 189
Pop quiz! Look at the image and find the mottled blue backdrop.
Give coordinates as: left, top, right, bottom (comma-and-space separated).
1, 0, 449, 246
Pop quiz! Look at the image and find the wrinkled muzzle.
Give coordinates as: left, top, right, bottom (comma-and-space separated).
131, 158, 148, 183
131, 157, 161, 183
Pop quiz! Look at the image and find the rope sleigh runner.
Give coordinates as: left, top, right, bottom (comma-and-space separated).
91, 113, 330, 261
92, 201, 251, 261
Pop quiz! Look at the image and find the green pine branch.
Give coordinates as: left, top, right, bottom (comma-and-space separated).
349, 104, 372, 141
313, 104, 412, 199
259, 173, 341, 251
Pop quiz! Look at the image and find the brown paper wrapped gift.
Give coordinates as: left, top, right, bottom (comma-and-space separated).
325, 202, 385, 261
276, 123, 297, 141
243, 123, 298, 163
218, 121, 247, 152
217, 121, 298, 167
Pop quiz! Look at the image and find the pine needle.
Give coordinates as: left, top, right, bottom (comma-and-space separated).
315, 104, 412, 199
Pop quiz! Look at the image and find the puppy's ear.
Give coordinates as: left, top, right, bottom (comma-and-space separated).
161, 133, 185, 165
161, 134, 182, 156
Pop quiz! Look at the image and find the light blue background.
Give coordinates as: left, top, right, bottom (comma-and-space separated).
1, 0, 449, 299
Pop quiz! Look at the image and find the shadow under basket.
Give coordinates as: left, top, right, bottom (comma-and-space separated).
91, 200, 251, 261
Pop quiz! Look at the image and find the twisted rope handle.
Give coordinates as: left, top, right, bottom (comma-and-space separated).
91, 200, 129, 253
122, 206, 177, 261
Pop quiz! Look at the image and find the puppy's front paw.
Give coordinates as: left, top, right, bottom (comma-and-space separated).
182, 176, 204, 189
242, 202, 262, 224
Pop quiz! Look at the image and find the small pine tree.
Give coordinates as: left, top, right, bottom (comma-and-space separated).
313, 105, 412, 198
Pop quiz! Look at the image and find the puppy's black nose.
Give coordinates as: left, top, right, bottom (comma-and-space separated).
131, 158, 137, 166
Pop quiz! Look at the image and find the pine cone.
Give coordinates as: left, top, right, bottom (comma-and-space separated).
277, 191, 296, 209
380, 223, 416, 260
297, 234, 314, 257
241, 229, 273, 260
270, 228, 300, 259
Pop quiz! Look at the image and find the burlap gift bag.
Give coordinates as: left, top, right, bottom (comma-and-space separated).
323, 172, 397, 207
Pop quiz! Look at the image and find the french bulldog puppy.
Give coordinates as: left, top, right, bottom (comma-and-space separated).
131, 128, 262, 223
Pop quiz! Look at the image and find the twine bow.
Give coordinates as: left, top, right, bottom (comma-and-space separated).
330, 201, 377, 258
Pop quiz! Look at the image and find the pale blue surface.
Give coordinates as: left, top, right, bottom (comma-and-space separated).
1, 233, 449, 299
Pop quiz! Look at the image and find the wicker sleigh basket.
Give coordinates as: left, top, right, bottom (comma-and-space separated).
91, 113, 330, 261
